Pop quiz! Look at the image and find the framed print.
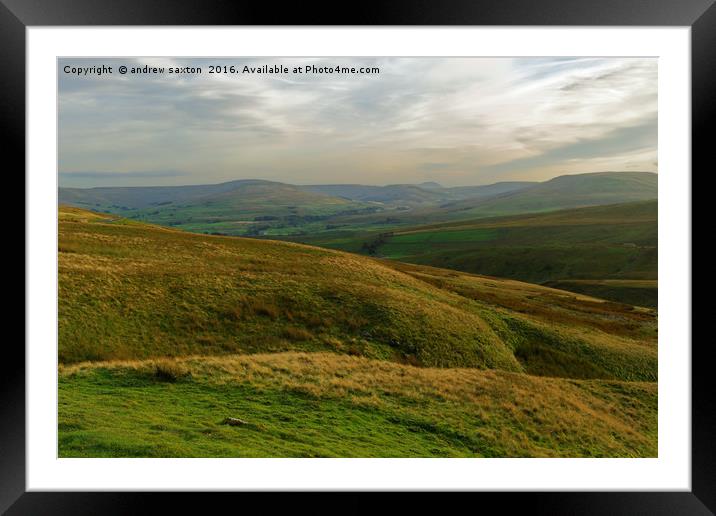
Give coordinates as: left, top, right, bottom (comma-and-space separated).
5, 0, 711, 513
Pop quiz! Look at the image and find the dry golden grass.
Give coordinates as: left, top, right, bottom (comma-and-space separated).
57, 207, 658, 458
58, 206, 656, 381
60, 351, 657, 457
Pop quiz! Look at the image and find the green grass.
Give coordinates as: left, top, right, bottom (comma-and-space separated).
61, 172, 657, 239
58, 206, 658, 457
59, 206, 657, 381
277, 172, 657, 233
386, 261, 657, 382
544, 280, 657, 309
59, 352, 657, 458
297, 201, 657, 306
73, 181, 377, 237
435, 171, 658, 219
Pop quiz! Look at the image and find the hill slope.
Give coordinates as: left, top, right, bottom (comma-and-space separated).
58, 179, 275, 209
439, 171, 657, 219
129, 181, 375, 236
59, 206, 656, 381
60, 179, 376, 236
59, 352, 656, 458
270, 172, 657, 238
300, 181, 535, 205
299, 201, 657, 306
58, 206, 658, 458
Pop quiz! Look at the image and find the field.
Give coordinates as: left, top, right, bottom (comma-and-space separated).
296, 201, 657, 307
58, 206, 657, 457
543, 280, 658, 309
62, 180, 377, 237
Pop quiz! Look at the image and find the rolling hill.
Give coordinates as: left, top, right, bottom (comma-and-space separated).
58, 206, 657, 457
58, 172, 656, 238
58, 179, 276, 209
297, 201, 657, 307
59, 206, 656, 379
436, 171, 658, 219
300, 181, 535, 205
300, 183, 447, 204
61, 180, 376, 236
303, 171, 658, 230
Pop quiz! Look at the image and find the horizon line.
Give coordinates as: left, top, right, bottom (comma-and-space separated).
58, 170, 658, 190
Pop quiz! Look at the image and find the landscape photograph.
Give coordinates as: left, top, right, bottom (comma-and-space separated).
58, 57, 657, 458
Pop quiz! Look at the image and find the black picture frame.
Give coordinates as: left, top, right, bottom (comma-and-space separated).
5, 1, 710, 513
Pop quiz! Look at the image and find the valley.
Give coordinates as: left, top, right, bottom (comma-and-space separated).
297, 201, 657, 307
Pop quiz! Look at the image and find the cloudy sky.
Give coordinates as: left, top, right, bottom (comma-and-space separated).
58, 57, 657, 188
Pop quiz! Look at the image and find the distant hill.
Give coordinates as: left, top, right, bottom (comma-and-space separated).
300, 183, 447, 204
58, 172, 656, 238
418, 181, 443, 189
60, 180, 376, 236
288, 172, 657, 232
441, 172, 657, 218
59, 178, 539, 213
300, 181, 534, 205
59, 179, 275, 209
444, 181, 537, 201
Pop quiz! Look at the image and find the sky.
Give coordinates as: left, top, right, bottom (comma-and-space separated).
58, 57, 657, 188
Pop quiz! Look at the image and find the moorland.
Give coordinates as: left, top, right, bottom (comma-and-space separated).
58, 182, 658, 457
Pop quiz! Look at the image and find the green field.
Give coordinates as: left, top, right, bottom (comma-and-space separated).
58, 206, 657, 457
296, 201, 657, 307
114, 182, 377, 236
279, 171, 658, 234
543, 279, 658, 309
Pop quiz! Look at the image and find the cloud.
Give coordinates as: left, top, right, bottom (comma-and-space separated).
59, 170, 189, 187
483, 117, 657, 175
58, 57, 657, 187
60, 170, 187, 179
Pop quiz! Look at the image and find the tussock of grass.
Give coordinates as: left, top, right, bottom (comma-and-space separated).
153, 358, 191, 382
282, 326, 313, 341
249, 300, 280, 319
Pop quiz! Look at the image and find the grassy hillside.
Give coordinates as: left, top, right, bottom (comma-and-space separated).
59, 206, 656, 381
59, 179, 275, 209
301, 181, 535, 204
58, 206, 657, 457
298, 201, 657, 306
437, 171, 657, 219
58, 352, 656, 458
61, 180, 375, 237
128, 181, 375, 236
288, 172, 658, 232
301, 183, 447, 204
